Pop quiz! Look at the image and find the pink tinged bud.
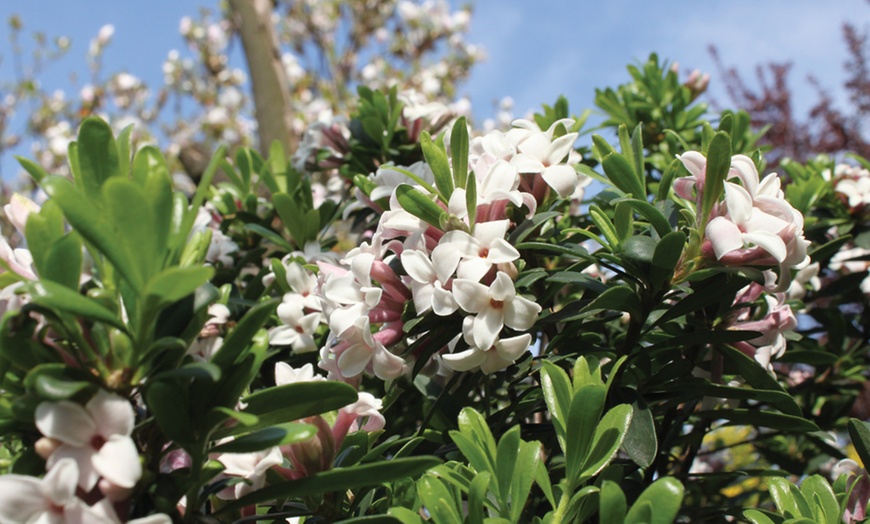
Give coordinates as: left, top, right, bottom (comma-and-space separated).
35, 437, 62, 459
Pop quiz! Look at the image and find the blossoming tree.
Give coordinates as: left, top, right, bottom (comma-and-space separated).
1, 4, 870, 524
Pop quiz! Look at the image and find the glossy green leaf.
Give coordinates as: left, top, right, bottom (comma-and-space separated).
625, 477, 684, 524
599, 481, 627, 523
395, 184, 449, 230
614, 198, 673, 238
143, 266, 215, 309
582, 285, 641, 317
799, 475, 839, 524
387, 508, 425, 524
565, 383, 606, 482
701, 132, 732, 224
589, 204, 619, 248
15, 155, 49, 182
151, 361, 221, 382
743, 509, 777, 524
226, 381, 358, 435
420, 131, 453, 200
578, 403, 632, 481
768, 477, 812, 520
27, 280, 126, 331
24, 364, 96, 401
623, 401, 657, 468
144, 379, 193, 445
468, 470, 491, 524
418, 475, 463, 524
849, 419, 870, 478
131, 145, 173, 257
103, 177, 157, 285
210, 299, 278, 370
76, 117, 120, 201
455, 407, 497, 472
696, 409, 818, 432
539, 361, 572, 452
42, 233, 83, 290
510, 440, 541, 522
450, 116, 469, 188
41, 176, 142, 290
221, 457, 440, 513
211, 422, 316, 454
116, 124, 134, 178
495, 425, 519, 505
602, 152, 645, 198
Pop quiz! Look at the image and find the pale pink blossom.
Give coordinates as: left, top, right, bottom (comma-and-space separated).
452, 271, 541, 350
35, 390, 142, 492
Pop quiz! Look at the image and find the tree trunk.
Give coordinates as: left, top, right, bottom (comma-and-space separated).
229, 0, 294, 155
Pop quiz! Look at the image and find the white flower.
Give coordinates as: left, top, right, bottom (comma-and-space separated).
0, 458, 115, 524
430, 220, 520, 282
269, 299, 320, 353
401, 249, 457, 315
215, 446, 284, 500
452, 271, 541, 350
442, 317, 532, 374
35, 390, 142, 491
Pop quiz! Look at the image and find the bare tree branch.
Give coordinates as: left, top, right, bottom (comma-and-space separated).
228, 0, 294, 154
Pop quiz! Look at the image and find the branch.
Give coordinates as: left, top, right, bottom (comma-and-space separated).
228, 0, 294, 154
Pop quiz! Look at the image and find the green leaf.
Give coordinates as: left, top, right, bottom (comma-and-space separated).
468, 471, 491, 524
144, 379, 193, 445
27, 280, 126, 331
495, 425, 520, 506
450, 116, 469, 189
768, 477, 812, 520
743, 509, 777, 524
696, 409, 818, 432
219, 457, 441, 513
717, 344, 801, 416
103, 177, 158, 285
799, 475, 839, 524
24, 364, 96, 400
626, 477, 684, 524
42, 233, 83, 290
243, 223, 294, 251
417, 475, 463, 524
211, 422, 316, 454
599, 481, 627, 523
420, 131, 453, 200
75, 117, 120, 201
40, 176, 142, 290
623, 401, 657, 468
613, 198, 673, 238
589, 205, 619, 249
143, 266, 215, 310
395, 184, 449, 230
15, 156, 48, 182
455, 407, 497, 473
226, 381, 358, 435
582, 285, 641, 317
578, 404, 632, 481
510, 440, 541, 522
539, 361, 572, 452
701, 132, 732, 225
602, 153, 645, 198
848, 419, 870, 474
116, 124, 134, 178
131, 145, 173, 258
565, 384, 606, 482
210, 299, 278, 370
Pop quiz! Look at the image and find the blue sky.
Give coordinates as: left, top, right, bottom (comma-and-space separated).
0, 1, 866, 178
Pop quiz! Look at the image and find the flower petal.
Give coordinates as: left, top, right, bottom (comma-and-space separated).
0, 475, 46, 523
441, 348, 487, 372
92, 435, 142, 488
452, 279, 490, 314
35, 401, 96, 446
503, 296, 541, 331
705, 216, 744, 260
43, 457, 79, 506
542, 164, 579, 197
87, 390, 135, 438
